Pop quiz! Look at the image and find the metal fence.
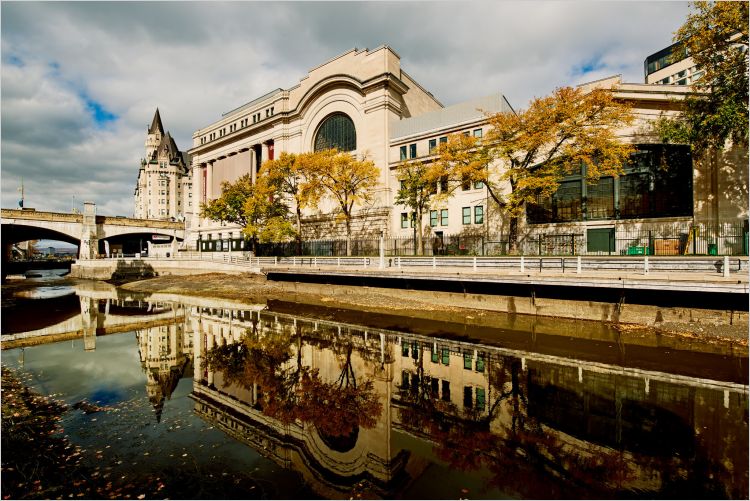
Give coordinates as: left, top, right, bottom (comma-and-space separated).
216, 221, 749, 258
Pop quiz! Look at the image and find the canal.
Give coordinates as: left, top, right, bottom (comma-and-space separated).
2, 271, 748, 499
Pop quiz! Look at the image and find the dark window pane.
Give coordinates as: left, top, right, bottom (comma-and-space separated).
441, 348, 450, 365
586, 177, 614, 220
463, 386, 473, 408
430, 210, 438, 227
442, 380, 451, 401
555, 180, 583, 222
409, 143, 417, 158
463, 352, 472, 369
474, 205, 484, 224
314, 113, 356, 152
476, 388, 485, 410
619, 173, 651, 218
475, 354, 485, 372
429, 139, 437, 154
400, 146, 407, 161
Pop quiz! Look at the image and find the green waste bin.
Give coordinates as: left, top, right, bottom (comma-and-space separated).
708, 243, 718, 256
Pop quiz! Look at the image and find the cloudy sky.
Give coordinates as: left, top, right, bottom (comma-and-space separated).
2, 1, 690, 222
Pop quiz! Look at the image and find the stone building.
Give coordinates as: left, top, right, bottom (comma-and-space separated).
177, 45, 746, 255
186, 46, 444, 250
133, 109, 193, 221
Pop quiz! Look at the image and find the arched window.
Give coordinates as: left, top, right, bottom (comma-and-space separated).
314, 113, 356, 152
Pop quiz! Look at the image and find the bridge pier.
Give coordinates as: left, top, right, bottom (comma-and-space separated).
79, 202, 99, 260
80, 296, 98, 351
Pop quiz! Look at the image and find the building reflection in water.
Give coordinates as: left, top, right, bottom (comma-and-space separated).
187, 305, 748, 499
135, 302, 193, 422
32, 291, 746, 498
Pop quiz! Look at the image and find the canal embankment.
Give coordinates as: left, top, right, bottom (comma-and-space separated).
118, 271, 749, 346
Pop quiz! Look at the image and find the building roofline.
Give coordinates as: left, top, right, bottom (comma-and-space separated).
222, 88, 284, 117
400, 69, 443, 108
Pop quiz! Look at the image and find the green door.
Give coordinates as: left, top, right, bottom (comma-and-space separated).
587, 228, 615, 254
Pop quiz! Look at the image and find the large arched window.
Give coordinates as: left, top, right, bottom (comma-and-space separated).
313, 113, 356, 152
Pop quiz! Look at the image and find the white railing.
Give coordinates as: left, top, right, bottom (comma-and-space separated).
101, 252, 746, 275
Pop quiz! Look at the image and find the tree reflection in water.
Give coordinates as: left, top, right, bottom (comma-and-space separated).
203, 318, 382, 440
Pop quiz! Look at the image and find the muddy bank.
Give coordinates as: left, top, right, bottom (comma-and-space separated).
120, 273, 748, 350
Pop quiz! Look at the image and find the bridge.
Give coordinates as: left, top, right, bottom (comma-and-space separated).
1, 202, 185, 267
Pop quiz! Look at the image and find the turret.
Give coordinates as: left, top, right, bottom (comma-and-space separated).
145, 108, 165, 158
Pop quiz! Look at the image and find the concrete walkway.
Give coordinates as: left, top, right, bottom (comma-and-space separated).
263, 264, 749, 294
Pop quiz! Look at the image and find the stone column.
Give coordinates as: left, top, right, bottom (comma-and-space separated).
205, 161, 214, 201
79, 202, 98, 260
250, 149, 257, 185
80, 296, 97, 352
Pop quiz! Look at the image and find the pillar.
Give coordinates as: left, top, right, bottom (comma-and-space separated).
79, 202, 98, 260
250, 149, 257, 185
80, 296, 97, 352
205, 161, 214, 201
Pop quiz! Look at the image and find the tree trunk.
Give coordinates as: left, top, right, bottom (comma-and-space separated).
508, 216, 519, 254
296, 208, 303, 255
345, 217, 352, 256
416, 211, 424, 256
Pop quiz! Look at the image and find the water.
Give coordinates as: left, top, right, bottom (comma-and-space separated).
2, 275, 748, 499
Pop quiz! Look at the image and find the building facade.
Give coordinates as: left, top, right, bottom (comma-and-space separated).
186, 46, 444, 251
137, 45, 746, 255
134, 109, 193, 221
644, 42, 704, 86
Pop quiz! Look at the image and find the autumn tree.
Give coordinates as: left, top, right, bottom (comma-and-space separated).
309, 149, 379, 256
654, 1, 748, 151
394, 159, 437, 255
465, 86, 635, 251
260, 152, 324, 240
200, 174, 295, 252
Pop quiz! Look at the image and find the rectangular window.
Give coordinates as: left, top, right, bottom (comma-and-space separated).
409, 143, 417, 159
439, 136, 447, 145
441, 380, 451, 401
411, 341, 419, 360
431, 345, 439, 364
476, 387, 486, 410
401, 212, 409, 229
439, 176, 448, 193
463, 352, 472, 369
462, 207, 471, 225
428, 139, 437, 154
463, 386, 473, 408
402, 342, 409, 357
475, 353, 485, 372
619, 173, 650, 218
400, 146, 407, 161
474, 205, 484, 224
440, 209, 448, 226
410, 373, 419, 391
430, 210, 438, 227
461, 174, 471, 191
474, 180, 483, 189
430, 378, 439, 396
399, 180, 406, 191
473, 128, 483, 138
401, 371, 409, 387
441, 348, 450, 365
586, 177, 615, 220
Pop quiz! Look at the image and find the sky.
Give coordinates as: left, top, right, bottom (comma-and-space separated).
1, 1, 691, 224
